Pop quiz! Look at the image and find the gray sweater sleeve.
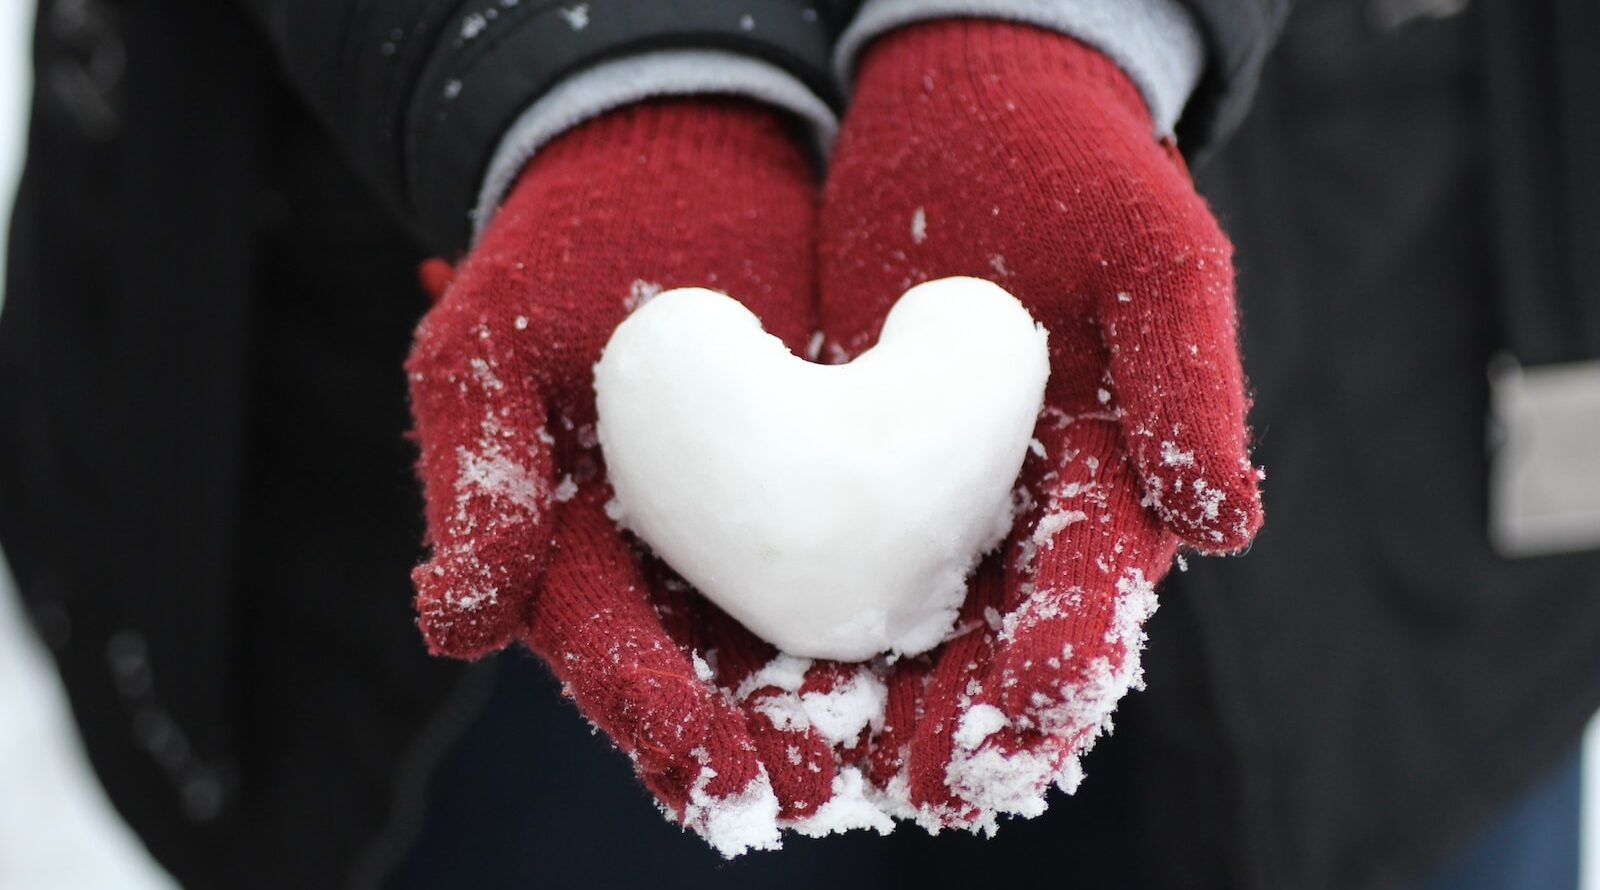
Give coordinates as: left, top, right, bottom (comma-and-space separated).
473, 50, 838, 240
837, 0, 1204, 137
475, 1, 1206, 238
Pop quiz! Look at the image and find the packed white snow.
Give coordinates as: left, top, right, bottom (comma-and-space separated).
790, 767, 896, 838
677, 749, 782, 857
594, 277, 1049, 660
735, 654, 887, 746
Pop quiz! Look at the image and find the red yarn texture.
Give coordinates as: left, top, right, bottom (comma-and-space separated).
403, 20, 1265, 844
404, 100, 843, 839
819, 20, 1264, 829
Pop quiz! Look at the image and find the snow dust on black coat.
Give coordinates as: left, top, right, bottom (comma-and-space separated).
9, 0, 1594, 889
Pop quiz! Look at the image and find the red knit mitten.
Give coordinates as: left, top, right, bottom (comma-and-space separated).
819, 21, 1263, 830
406, 100, 848, 853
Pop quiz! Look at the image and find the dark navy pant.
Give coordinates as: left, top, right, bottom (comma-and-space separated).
1410, 748, 1581, 890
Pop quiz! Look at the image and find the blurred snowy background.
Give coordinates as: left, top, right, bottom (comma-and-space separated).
0, 3, 176, 886
0, 1, 1594, 888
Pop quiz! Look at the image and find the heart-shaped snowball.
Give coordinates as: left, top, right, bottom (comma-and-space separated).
594, 277, 1049, 661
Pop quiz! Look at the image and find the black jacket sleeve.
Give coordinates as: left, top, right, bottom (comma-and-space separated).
1174, 0, 1293, 156
236, 0, 860, 255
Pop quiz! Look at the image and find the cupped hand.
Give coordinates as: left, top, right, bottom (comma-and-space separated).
405, 99, 881, 854
818, 20, 1264, 831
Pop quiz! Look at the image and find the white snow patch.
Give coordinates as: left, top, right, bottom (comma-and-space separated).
1160, 440, 1195, 467
932, 566, 1161, 831
953, 703, 1008, 749
798, 671, 887, 745
1032, 510, 1088, 548
998, 587, 1071, 644
867, 760, 920, 823
1195, 480, 1226, 521
691, 652, 715, 684
983, 605, 1004, 631
677, 751, 782, 858
805, 330, 825, 361
558, 3, 589, 29
744, 658, 887, 747
941, 739, 1057, 832
456, 448, 543, 515
449, 584, 498, 612
624, 278, 662, 311
1025, 567, 1159, 740
735, 653, 811, 699
1054, 752, 1087, 795
787, 767, 895, 837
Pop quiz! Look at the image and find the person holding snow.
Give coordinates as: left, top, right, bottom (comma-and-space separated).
403, 2, 1261, 848
1, 0, 1594, 888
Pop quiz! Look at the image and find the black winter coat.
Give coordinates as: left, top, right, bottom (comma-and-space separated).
1151, 3, 1600, 887
3, 0, 1596, 888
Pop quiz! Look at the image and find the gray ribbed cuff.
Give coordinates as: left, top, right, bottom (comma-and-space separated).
473, 49, 838, 242
836, 0, 1205, 137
